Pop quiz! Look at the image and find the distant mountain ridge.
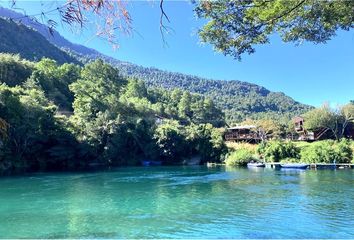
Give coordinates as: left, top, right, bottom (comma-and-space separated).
0, 7, 313, 122
0, 17, 79, 64
0, 7, 99, 57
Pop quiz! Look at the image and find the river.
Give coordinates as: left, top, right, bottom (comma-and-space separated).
0, 166, 353, 238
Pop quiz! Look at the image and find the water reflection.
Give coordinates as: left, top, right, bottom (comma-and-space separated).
0, 167, 353, 238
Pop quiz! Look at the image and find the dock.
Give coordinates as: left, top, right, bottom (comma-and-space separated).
265, 163, 354, 169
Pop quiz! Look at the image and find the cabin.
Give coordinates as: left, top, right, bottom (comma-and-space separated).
155, 115, 165, 125
56, 110, 73, 117
224, 125, 263, 143
293, 116, 330, 141
344, 123, 354, 139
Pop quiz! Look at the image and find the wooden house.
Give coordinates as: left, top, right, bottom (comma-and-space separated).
224, 125, 264, 143
344, 123, 354, 139
293, 116, 330, 141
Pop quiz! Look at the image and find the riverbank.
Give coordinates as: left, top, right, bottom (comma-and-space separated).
225, 139, 354, 166
207, 162, 354, 169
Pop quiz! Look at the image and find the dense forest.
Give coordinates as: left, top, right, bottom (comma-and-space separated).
0, 54, 227, 174
0, 13, 313, 124
110, 63, 313, 123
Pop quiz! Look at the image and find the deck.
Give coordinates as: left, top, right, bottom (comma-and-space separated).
265, 163, 354, 169
224, 132, 262, 141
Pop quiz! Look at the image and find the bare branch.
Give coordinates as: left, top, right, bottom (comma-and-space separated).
159, 0, 171, 46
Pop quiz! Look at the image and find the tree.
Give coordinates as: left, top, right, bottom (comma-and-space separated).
303, 104, 338, 139
26, 58, 81, 110
69, 59, 127, 143
185, 123, 226, 163
341, 103, 354, 138
0, 54, 34, 86
154, 120, 188, 164
302, 103, 354, 140
0, 84, 86, 172
0, 118, 9, 140
122, 78, 148, 99
194, 0, 354, 59
178, 91, 192, 119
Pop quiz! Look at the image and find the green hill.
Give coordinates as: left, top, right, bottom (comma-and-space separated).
0, 11, 312, 123
0, 17, 79, 64
110, 63, 313, 123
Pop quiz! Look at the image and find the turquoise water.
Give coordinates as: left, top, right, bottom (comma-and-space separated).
0, 166, 354, 238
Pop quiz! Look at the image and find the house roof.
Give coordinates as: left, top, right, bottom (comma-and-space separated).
227, 125, 257, 130
293, 116, 304, 122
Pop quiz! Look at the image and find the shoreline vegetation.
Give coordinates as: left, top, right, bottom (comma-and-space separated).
0, 54, 227, 175
225, 140, 354, 167
1, 53, 354, 175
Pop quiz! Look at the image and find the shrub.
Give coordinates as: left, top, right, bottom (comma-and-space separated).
225, 148, 257, 166
257, 141, 300, 162
301, 139, 352, 163
334, 139, 352, 163
226, 142, 257, 153
351, 141, 354, 163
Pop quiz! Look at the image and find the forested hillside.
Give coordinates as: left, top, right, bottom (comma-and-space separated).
0, 54, 226, 174
72, 50, 313, 123
110, 63, 313, 123
0, 7, 99, 57
0, 8, 313, 123
0, 18, 78, 64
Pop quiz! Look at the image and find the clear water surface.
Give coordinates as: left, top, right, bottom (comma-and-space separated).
0, 166, 353, 238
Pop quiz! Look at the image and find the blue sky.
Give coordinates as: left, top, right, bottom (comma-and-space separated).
7, 1, 354, 107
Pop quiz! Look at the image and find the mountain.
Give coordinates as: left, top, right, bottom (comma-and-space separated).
0, 17, 79, 64
102, 62, 313, 122
0, 7, 99, 57
0, 7, 313, 123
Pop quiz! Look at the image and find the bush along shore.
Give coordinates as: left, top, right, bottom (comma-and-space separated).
225, 139, 354, 167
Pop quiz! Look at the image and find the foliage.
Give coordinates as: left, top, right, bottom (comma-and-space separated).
185, 124, 227, 163
302, 103, 354, 140
26, 58, 81, 110
0, 84, 89, 173
257, 140, 300, 162
303, 104, 336, 132
0, 53, 34, 86
154, 120, 188, 164
194, 0, 354, 60
154, 121, 227, 164
351, 141, 354, 164
0, 56, 227, 174
115, 62, 312, 123
226, 142, 258, 153
225, 148, 257, 166
148, 88, 225, 127
300, 139, 352, 164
